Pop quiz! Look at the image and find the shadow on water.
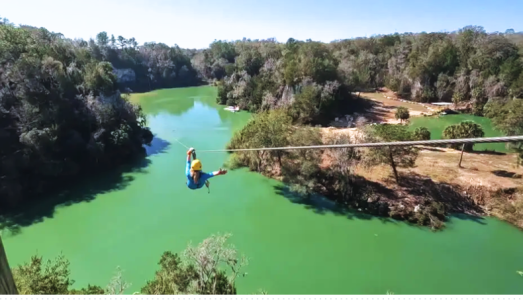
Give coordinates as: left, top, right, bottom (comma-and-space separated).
145, 135, 171, 156
450, 213, 488, 225
273, 173, 488, 229
0, 136, 171, 236
273, 185, 398, 225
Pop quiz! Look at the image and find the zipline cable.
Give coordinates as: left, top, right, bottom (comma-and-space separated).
172, 137, 190, 150
195, 135, 523, 153
172, 127, 229, 131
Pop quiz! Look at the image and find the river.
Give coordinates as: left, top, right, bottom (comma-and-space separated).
3, 86, 523, 294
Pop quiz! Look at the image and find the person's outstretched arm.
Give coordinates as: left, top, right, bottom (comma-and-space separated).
210, 169, 227, 177
186, 148, 194, 176
216, 169, 227, 176
201, 169, 227, 181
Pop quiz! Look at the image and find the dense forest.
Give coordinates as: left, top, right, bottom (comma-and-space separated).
0, 17, 205, 209
200, 27, 523, 119
84, 32, 201, 92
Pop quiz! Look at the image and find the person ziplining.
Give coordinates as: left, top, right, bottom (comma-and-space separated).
186, 147, 227, 192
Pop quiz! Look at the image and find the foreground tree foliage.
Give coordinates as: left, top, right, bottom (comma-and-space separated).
142, 233, 247, 295
9, 233, 249, 295
0, 22, 156, 208
12, 254, 106, 295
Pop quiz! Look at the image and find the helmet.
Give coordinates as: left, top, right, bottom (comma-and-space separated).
191, 159, 202, 171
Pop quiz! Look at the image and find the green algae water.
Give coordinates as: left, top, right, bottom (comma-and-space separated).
3, 86, 523, 294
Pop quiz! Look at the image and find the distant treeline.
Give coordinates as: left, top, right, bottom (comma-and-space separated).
194, 27, 523, 119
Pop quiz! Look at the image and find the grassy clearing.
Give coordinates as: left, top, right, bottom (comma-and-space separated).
409, 114, 508, 153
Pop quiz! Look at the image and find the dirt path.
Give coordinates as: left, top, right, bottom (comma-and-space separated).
323, 89, 429, 134
329, 89, 434, 128
359, 91, 431, 124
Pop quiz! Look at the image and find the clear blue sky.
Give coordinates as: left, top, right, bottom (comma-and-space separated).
1, 0, 521, 49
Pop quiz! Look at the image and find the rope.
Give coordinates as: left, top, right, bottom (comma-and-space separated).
172, 137, 190, 150
172, 127, 229, 131
196, 135, 523, 153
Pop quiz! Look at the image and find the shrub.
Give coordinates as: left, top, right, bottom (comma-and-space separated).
413, 127, 431, 141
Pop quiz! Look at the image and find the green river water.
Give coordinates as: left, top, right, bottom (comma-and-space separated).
3, 86, 523, 294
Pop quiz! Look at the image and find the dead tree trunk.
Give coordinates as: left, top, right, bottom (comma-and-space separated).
388, 147, 400, 184
0, 236, 18, 294
458, 143, 465, 168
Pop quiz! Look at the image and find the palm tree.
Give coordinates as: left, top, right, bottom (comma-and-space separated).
443, 121, 485, 151
442, 121, 485, 167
